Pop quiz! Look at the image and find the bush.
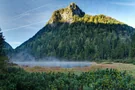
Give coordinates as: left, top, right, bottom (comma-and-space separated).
0, 56, 8, 72
0, 68, 135, 90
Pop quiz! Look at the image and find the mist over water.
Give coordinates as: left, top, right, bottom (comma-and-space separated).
14, 61, 91, 68
11, 52, 91, 68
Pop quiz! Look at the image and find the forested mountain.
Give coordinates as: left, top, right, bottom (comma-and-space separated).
4, 41, 14, 58
14, 3, 135, 61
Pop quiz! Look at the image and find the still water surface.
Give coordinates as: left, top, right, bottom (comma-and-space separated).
14, 61, 91, 68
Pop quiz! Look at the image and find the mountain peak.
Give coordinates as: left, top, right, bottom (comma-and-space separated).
68, 2, 78, 10
48, 3, 85, 24
67, 2, 85, 17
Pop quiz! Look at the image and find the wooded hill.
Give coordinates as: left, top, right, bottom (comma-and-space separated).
14, 3, 135, 61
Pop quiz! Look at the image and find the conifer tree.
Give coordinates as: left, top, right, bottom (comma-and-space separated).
0, 28, 7, 72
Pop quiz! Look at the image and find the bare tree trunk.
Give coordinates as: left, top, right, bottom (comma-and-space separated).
79, 85, 83, 90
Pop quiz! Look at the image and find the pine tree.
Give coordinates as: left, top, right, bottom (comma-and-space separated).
0, 28, 4, 55
0, 28, 7, 72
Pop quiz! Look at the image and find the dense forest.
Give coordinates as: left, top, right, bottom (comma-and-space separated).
0, 68, 135, 90
0, 28, 7, 72
1, 27, 135, 90
14, 3, 135, 61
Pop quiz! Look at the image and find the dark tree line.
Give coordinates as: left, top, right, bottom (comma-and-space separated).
0, 28, 7, 72
0, 28, 4, 55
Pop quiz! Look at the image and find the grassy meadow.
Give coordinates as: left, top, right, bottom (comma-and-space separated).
20, 62, 135, 77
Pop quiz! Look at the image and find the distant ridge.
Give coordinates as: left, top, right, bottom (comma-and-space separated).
4, 42, 14, 58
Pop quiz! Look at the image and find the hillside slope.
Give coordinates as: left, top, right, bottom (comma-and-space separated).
4, 42, 14, 58
14, 3, 135, 61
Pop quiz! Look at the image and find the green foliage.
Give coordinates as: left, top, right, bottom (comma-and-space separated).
0, 28, 7, 72
0, 68, 135, 90
0, 56, 8, 72
75, 14, 124, 24
15, 18, 135, 61
0, 28, 4, 56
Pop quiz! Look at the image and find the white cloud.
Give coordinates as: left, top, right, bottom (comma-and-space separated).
111, 2, 135, 6
2, 3, 64, 32
3, 21, 46, 32
10, 4, 51, 21
9, 3, 65, 22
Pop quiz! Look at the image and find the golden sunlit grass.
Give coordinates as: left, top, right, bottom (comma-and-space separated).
21, 62, 135, 76
23, 66, 75, 73
90, 63, 135, 77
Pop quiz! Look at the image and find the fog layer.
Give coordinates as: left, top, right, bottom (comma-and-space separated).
14, 61, 91, 68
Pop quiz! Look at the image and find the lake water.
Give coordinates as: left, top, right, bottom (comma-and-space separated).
14, 61, 91, 68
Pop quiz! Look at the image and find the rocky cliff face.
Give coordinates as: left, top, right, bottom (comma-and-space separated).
48, 3, 85, 24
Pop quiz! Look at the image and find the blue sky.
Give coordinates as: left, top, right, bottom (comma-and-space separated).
0, 0, 135, 48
